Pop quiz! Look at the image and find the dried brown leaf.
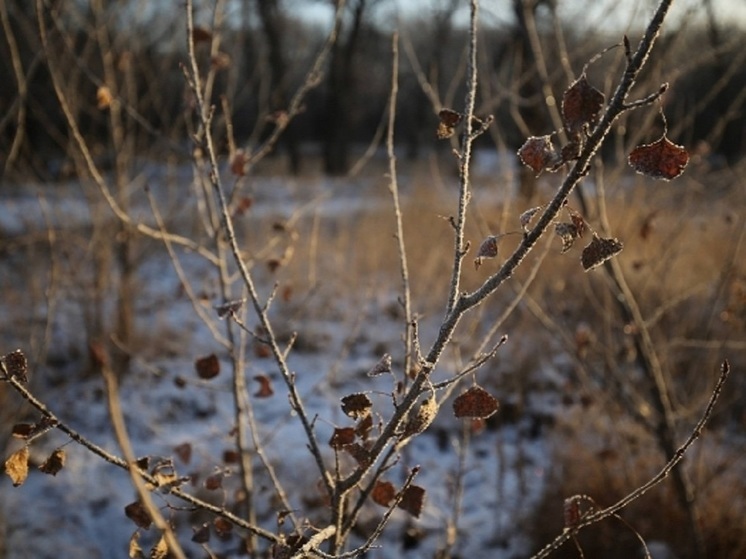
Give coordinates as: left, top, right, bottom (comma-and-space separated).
581, 234, 624, 271
125, 501, 152, 529
192, 523, 211, 544
341, 393, 372, 420
11, 424, 34, 439
518, 135, 560, 174
520, 206, 542, 233
38, 448, 66, 476
474, 235, 499, 270
372, 480, 396, 507
3, 349, 28, 383
4, 446, 29, 486
555, 222, 580, 253
628, 136, 689, 180
436, 108, 463, 139
329, 427, 356, 449
398, 485, 426, 518
562, 74, 605, 135
453, 386, 499, 419
204, 472, 223, 490
195, 354, 220, 380
254, 374, 274, 398
367, 353, 392, 377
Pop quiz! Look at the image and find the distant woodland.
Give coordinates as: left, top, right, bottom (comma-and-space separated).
2, 0, 745, 179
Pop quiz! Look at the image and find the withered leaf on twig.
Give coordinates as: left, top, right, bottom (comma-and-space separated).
581, 234, 624, 271
341, 393, 372, 420
4, 446, 29, 487
518, 135, 561, 174
562, 74, 605, 135
329, 427, 356, 449
371, 480, 396, 507
398, 485, 426, 518
2, 349, 28, 383
436, 108, 464, 139
628, 136, 689, 180
38, 448, 66, 476
453, 386, 499, 419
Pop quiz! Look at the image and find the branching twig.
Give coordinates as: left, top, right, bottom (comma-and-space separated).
3, 372, 282, 544
530, 360, 731, 559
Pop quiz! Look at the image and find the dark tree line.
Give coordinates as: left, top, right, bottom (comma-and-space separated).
1, 0, 745, 181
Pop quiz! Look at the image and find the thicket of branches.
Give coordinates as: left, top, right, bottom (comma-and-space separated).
1, 0, 744, 558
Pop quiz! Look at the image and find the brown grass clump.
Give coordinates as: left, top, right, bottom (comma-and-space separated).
528, 400, 746, 559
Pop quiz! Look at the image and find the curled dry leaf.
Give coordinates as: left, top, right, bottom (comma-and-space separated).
372, 480, 397, 507
581, 234, 624, 271
474, 235, 499, 270
569, 209, 587, 238
3, 349, 28, 383
254, 374, 274, 398
453, 386, 499, 419
555, 222, 581, 253
520, 206, 543, 233
12, 416, 57, 440
125, 501, 152, 529
398, 485, 426, 518
341, 393, 372, 420
436, 108, 464, 139
628, 136, 689, 180
367, 353, 392, 377
518, 135, 561, 174
402, 397, 438, 439
562, 74, 605, 135
195, 354, 220, 380
38, 448, 66, 476
329, 427, 356, 449
4, 446, 30, 486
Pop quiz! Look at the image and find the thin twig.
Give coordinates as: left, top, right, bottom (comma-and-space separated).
101, 362, 188, 559
530, 360, 730, 559
385, 31, 414, 381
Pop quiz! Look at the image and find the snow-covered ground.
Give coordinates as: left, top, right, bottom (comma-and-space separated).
0, 158, 561, 558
